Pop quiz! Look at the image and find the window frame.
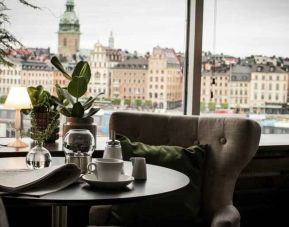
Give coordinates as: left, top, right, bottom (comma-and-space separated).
184, 0, 204, 115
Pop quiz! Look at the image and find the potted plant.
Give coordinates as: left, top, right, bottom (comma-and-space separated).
24, 85, 60, 143
50, 56, 103, 141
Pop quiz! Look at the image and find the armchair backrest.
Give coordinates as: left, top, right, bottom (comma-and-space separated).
109, 112, 261, 222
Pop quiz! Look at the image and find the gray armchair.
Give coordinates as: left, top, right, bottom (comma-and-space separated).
90, 112, 261, 227
0, 198, 9, 227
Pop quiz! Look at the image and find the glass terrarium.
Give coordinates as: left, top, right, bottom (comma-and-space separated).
63, 129, 95, 173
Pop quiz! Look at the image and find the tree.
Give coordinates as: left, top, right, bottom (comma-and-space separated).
220, 102, 229, 109
208, 102, 216, 112
124, 99, 131, 106
0, 1, 39, 66
200, 102, 206, 112
144, 100, 152, 108
111, 98, 121, 105
134, 99, 142, 107
0, 95, 6, 103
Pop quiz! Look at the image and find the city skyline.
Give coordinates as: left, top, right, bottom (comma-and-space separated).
6, 0, 187, 54
5, 0, 289, 57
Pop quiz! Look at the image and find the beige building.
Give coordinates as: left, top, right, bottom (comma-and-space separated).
111, 57, 148, 101
147, 47, 183, 109
21, 61, 54, 94
0, 58, 22, 96
254, 56, 277, 66
229, 65, 251, 112
89, 42, 122, 98
201, 71, 229, 109
250, 65, 288, 114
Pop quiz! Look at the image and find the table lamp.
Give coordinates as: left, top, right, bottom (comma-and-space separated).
4, 87, 32, 148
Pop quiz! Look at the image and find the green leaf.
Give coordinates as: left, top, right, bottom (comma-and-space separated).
84, 107, 100, 118
83, 97, 96, 110
55, 84, 65, 101
27, 87, 38, 106
51, 56, 72, 80
83, 97, 93, 105
60, 107, 72, 117
50, 96, 66, 108
72, 61, 91, 83
68, 77, 87, 98
71, 102, 85, 117
62, 88, 75, 105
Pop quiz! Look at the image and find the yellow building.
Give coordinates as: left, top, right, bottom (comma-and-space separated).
201, 71, 229, 111
20, 61, 54, 93
111, 57, 148, 101
147, 47, 183, 109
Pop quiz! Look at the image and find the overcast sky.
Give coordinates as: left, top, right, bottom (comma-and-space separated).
5, 0, 289, 57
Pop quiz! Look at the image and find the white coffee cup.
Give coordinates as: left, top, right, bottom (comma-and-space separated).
87, 158, 123, 181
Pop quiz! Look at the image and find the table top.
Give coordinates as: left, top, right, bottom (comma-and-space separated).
1, 157, 190, 206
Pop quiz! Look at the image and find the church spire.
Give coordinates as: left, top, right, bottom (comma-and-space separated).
109, 31, 114, 48
58, 0, 80, 58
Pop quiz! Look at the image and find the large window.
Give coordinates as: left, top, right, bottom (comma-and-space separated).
201, 0, 289, 135
0, 0, 188, 137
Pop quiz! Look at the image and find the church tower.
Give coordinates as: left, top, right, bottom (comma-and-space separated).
108, 31, 114, 48
58, 0, 80, 59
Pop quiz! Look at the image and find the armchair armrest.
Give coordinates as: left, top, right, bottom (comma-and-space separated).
0, 198, 9, 227
211, 205, 240, 227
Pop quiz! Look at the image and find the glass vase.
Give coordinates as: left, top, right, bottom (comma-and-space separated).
26, 141, 52, 169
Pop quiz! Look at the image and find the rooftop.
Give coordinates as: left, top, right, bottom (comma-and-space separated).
113, 57, 148, 70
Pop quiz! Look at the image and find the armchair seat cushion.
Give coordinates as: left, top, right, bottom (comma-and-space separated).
108, 135, 207, 226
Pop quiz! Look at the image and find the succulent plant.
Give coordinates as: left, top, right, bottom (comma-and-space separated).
51, 56, 103, 118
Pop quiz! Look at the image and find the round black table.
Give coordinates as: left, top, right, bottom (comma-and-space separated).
1, 157, 190, 227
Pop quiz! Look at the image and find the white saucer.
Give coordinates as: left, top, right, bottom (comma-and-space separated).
82, 174, 134, 189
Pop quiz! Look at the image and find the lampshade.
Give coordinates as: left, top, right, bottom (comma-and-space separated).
4, 87, 32, 109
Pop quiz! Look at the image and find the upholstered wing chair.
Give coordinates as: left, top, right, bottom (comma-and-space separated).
89, 112, 261, 227
0, 198, 9, 227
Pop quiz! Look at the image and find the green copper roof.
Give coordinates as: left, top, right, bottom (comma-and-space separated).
59, 0, 80, 32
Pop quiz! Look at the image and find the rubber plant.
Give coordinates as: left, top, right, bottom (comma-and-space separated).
50, 56, 103, 118
51, 56, 103, 139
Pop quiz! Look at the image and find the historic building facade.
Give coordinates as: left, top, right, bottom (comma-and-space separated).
89, 42, 122, 98
58, 0, 80, 59
229, 65, 251, 112
250, 65, 288, 114
0, 58, 22, 95
110, 57, 148, 101
201, 71, 230, 108
147, 47, 183, 109
20, 61, 54, 94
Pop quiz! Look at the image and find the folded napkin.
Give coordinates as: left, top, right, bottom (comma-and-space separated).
0, 164, 81, 197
